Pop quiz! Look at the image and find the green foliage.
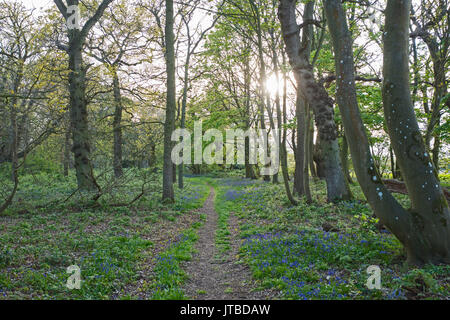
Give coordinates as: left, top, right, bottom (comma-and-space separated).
214, 176, 449, 300
0, 171, 209, 299
150, 226, 201, 300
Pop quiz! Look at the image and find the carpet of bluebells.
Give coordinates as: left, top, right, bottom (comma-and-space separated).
243, 231, 402, 299
217, 177, 450, 300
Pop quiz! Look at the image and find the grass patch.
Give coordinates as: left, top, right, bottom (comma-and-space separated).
0, 170, 210, 300
150, 223, 203, 299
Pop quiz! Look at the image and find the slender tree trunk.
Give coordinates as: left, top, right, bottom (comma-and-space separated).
277, 52, 297, 202
162, 0, 176, 202
243, 47, 257, 180
64, 115, 71, 177
293, 90, 306, 196
9, 88, 18, 185
149, 142, 156, 168
268, 24, 282, 185
412, 7, 448, 173
389, 145, 396, 179
173, 163, 177, 183
112, 71, 123, 178
178, 50, 190, 189
300, 0, 314, 202
324, 0, 450, 265
278, 0, 351, 201
277, 51, 297, 204
265, 95, 279, 184
252, 1, 271, 182
432, 132, 440, 172
340, 133, 353, 184
309, 118, 317, 178
303, 102, 312, 202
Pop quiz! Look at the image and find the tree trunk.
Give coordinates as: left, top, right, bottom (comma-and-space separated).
324, 0, 450, 265
243, 46, 257, 180
252, 1, 271, 182
432, 132, 440, 172
178, 47, 190, 189
149, 142, 156, 168
300, 0, 314, 202
64, 115, 71, 176
308, 118, 317, 178
303, 101, 312, 203
293, 90, 306, 196
265, 94, 279, 184
173, 163, 177, 183
340, 133, 353, 184
278, 0, 351, 202
279, 51, 297, 205
68, 32, 99, 191
112, 71, 123, 178
389, 145, 395, 179
293, 0, 314, 198
413, 8, 448, 173
162, 0, 176, 202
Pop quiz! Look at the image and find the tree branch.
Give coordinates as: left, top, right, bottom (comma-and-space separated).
53, 0, 68, 19
80, 0, 114, 43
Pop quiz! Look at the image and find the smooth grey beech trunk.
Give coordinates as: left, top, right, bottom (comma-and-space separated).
278, 0, 351, 202
324, 0, 450, 265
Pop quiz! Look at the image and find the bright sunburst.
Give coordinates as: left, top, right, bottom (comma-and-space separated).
265, 73, 284, 97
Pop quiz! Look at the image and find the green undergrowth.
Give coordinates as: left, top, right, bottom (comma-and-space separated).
0, 170, 210, 299
150, 221, 204, 299
211, 180, 233, 256
215, 177, 450, 300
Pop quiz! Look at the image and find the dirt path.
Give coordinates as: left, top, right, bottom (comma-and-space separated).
182, 187, 276, 300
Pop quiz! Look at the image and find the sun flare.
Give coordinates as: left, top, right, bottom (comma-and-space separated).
265, 73, 284, 97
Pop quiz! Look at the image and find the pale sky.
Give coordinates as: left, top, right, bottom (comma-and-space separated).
22, 0, 52, 10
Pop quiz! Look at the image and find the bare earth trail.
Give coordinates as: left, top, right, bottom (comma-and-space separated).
182, 186, 277, 300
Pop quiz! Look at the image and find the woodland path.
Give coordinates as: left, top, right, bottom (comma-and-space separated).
182, 186, 275, 300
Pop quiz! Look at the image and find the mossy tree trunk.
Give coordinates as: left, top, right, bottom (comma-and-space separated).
54, 0, 113, 191
68, 35, 98, 191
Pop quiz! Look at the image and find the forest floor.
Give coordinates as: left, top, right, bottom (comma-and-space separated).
0, 169, 449, 300
182, 186, 277, 299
